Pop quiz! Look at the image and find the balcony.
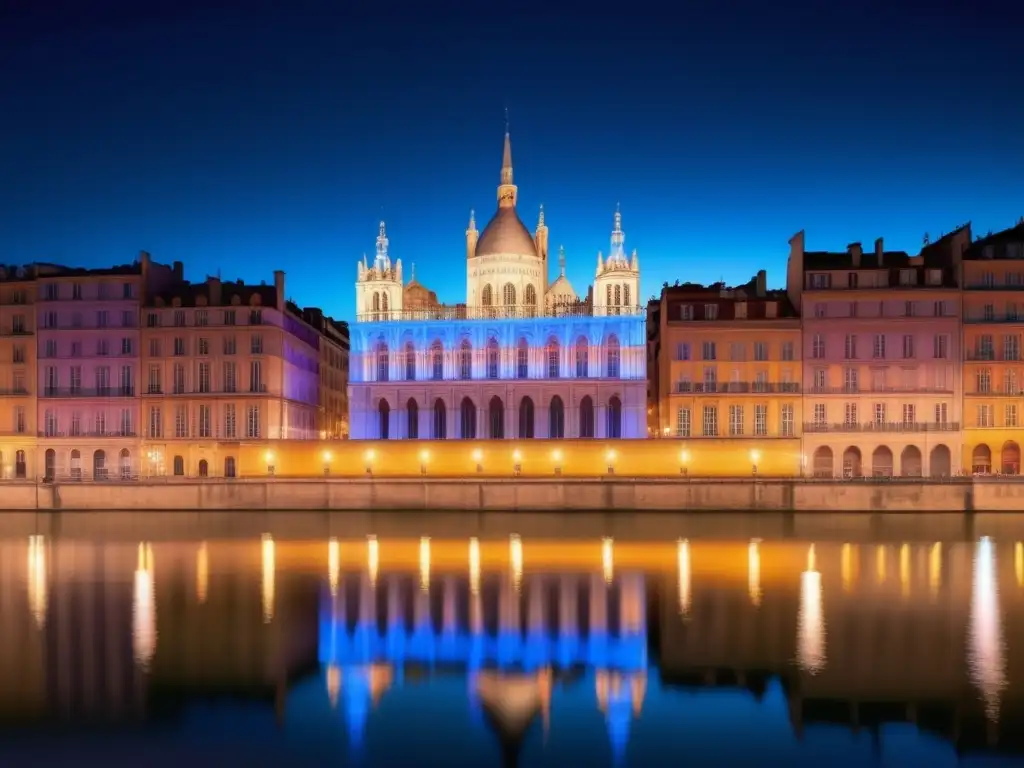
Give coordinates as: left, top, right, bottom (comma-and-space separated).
965, 351, 1021, 362
0, 329, 33, 337
41, 387, 135, 398
967, 388, 1024, 397
964, 315, 1024, 325
806, 385, 954, 394
803, 421, 960, 434
144, 387, 248, 396
38, 431, 139, 438
0, 388, 30, 396
356, 305, 646, 323
673, 382, 800, 394
965, 283, 1024, 291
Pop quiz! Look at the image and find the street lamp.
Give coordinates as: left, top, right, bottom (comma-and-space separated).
364, 449, 375, 476
679, 449, 690, 477
606, 449, 616, 475
750, 449, 760, 477
552, 449, 563, 476
472, 448, 483, 474
512, 449, 522, 477
264, 450, 275, 476
419, 449, 429, 475
322, 450, 332, 476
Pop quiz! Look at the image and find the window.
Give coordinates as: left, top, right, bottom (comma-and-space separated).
1005, 335, 1020, 361
702, 405, 718, 437
814, 303, 826, 318
95, 411, 106, 435
433, 399, 447, 439
15, 407, 25, 434
174, 337, 185, 356
728, 405, 744, 436
488, 397, 504, 439
813, 369, 826, 389
705, 304, 718, 320
251, 335, 263, 354
676, 407, 691, 437
198, 362, 211, 393
516, 338, 529, 379
977, 369, 991, 393
405, 342, 416, 381
579, 396, 595, 438
606, 396, 622, 438
549, 395, 565, 438
754, 404, 767, 436
934, 301, 946, 317
225, 404, 236, 438
703, 365, 717, 390
459, 340, 472, 380
224, 310, 236, 325
701, 341, 716, 360
844, 402, 857, 425
121, 337, 133, 355
377, 399, 391, 439
196, 310, 208, 327
223, 362, 236, 393
174, 310, 185, 327
676, 342, 690, 361
873, 334, 885, 359
809, 273, 830, 289
781, 404, 794, 436
902, 404, 915, 425
843, 367, 858, 392
1007, 404, 1018, 428
874, 403, 886, 425
173, 363, 185, 394
518, 397, 534, 438
781, 341, 794, 361
431, 341, 444, 380
575, 337, 588, 377
198, 405, 211, 438
459, 397, 476, 439
812, 335, 825, 359
546, 338, 560, 378
197, 338, 209, 355
503, 283, 516, 306
247, 405, 260, 438
902, 335, 914, 359
120, 365, 133, 395
813, 403, 826, 425
753, 342, 768, 361
844, 335, 857, 360
487, 339, 500, 379
224, 336, 236, 355
680, 305, 693, 320
978, 404, 992, 428
120, 408, 132, 436
933, 335, 948, 359
407, 399, 419, 439
148, 365, 161, 394
250, 310, 262, 325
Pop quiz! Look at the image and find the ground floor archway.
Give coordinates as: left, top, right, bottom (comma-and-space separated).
812, 446, 833, 477
900, 445, 923, 477
930, 444, 951, 478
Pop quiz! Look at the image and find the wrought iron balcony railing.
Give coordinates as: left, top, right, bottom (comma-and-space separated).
41, 387, 135, 398
356, 305, 646, 323
673, 382, 801, 394
805, 385, 954, 394
802, 421, 960, 433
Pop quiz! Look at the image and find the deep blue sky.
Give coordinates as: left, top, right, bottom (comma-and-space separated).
2, 0, 1022, 321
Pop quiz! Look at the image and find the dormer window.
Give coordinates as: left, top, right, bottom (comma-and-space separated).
848, 272, 858, 289
680, 304, 693, 320
899, 269, 915, 286
926, 269, 942, 286
809, 273, 830, 289
704, 304, 719, 320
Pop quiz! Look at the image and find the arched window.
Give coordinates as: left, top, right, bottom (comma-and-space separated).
546, 337, 560, 378
15, 450, 27, 479
120, 448, 131, 479
173, 455, 184, 476
459, 339, 472, 380
381, 292, 389, 312
614, 285, 622, 305
460, 397, 476, 439
524, 284, 537, 315
487, 338, 500, 379
93, 449, 107, 480
579, 396, 595, 438
407, 398, 419, 439
481, 284, 493, 306
224, 456, 236, 478
549, 396, 565, 438
489, 396, 505, 439
519, 396, 535, 438
516, 338, 529, 379
503, 283, 516, 308
575, 336, 589, 378
372, 292, 381, 313
606, 335, 621, 378
624, 285, 631, 307
198, 459, 209, 477
378, 399, 391, 439
433, 398, 447, 439
404, 341, 416, 381
606, 284, 612, 307
431, 340, 444, 380
376, 340, 389, 382
44, 449, 56, 482
607, 396, 623, 438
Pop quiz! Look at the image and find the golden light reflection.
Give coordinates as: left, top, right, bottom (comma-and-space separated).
677, 539, 690, 617
602, 537, 614, 584
196, 541, 208, 605
419, 536, 431, 592
367, 535, 379, 586
469, 537, 481, 595
261, 534, 275, 623
133, 543, 156, 670
841, 543, 852, 593
969, 537, 1006, 723
900, 544, 910, 598
1016, 543, 1023, 588
326, 665, 341, 709
875, 545, 887, 583
27, 535, 47, 629
328, 538, 340, 597
929, 542, 942, 598
510, 534, 523, 592
748, 539, 761, 607
797, 544, 825, 675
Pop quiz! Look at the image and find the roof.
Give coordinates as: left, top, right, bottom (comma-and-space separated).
475, 206, 538, 259
803, 250, 913, 270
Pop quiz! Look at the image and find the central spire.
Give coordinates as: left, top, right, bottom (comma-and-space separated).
497, 122, 517, 208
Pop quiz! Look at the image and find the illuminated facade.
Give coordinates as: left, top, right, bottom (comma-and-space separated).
786, 229, 967, 477
139, 269, 325, 478
349, 129, 646, 440
961, 221, 1024, 474
650, 271, 803, 474
0, 268, 35, 479
302, 307, 350, 439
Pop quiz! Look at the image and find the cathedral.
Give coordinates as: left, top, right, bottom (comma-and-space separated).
348, 130, 646, 441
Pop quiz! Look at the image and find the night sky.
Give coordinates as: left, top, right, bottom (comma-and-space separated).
2, 0, 1022, 321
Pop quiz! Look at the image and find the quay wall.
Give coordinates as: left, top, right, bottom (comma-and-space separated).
1, 477, 1023, 512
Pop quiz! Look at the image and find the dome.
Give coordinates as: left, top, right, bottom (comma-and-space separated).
474, 207, 537, 259
546, 274, 576, 303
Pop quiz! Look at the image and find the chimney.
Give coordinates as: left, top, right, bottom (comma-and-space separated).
755, 269, 767, 297
274, 270, 285, 310
847, 242, 862, 268
875, 238, 884, 266
172, 261, 184, 281
207, 275, 222, 305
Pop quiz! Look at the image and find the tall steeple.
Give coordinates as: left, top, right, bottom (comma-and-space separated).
609, 203, 626, 264
558, 245, 566, 277
497, 121, 517, 208
375, 221, 391, 270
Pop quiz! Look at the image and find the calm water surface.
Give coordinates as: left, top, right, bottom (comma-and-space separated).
1, 511, 1024, 766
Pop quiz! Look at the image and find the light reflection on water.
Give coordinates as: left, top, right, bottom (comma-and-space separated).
3, 513, 1024, 766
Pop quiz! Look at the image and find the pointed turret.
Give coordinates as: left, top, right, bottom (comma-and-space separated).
596, 250, 604, 276
609, 203, 627, 265
630, 248, 639, 271
374, 221, 391, 271
466, 209, 478, 260
497, 130, 518, 208
558, 244, 566, 278
535, 203, 550, 290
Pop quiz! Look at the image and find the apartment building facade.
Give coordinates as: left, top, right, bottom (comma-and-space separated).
0, 268, 35, 479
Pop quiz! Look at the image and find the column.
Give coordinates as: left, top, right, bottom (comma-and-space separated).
505, 397, 516, 441
418, 403, 431, 441
388, 407, 398, 440
596, 404, 607, 438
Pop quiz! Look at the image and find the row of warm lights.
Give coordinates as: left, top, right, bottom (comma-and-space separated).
258, 448, 764, 473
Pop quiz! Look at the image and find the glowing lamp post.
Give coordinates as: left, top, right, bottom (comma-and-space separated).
606, 449, 616, 476
419, 449, 429, 475
552, 449, 563, 476
264, 450, 275, 476
679, 449, 690, 477
322, 450, 332, 476
750, 449, 761, 477
512, 449, 522, 477
364, 449, 375, 476
472, 448, 483, 474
